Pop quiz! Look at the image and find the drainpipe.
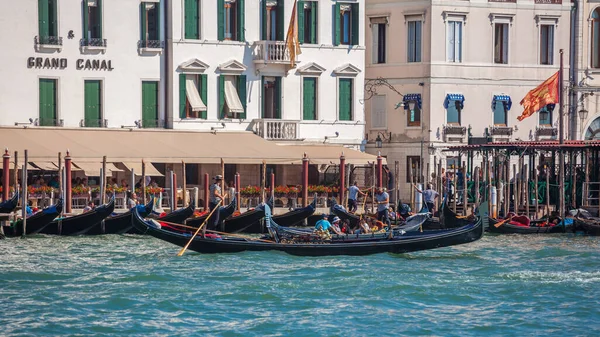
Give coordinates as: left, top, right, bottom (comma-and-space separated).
569, 0, 578, 140
164, 0, 173, 129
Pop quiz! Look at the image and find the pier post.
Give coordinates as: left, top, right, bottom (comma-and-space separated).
339, 153, 346, 207
376, 152, 383, 189
302, 154, 308, 207
545, 165, 550, 216
65, 151, 72, 214
462, 161, 467, 215
171, 171, 177, 210
437, 158, 442, 212
181, 161, 186, 207
570, 151, 576, 209
534, 154, 539, 217
57, 152, 62, 197
13, 151, 18, 197
21, 150, 28, 236
270, 173, 275, 199
585, 149, 590, 207
525, 164, 530, 219
452, 164, 457, 214
2, 149, 9, 202
474, 167, 480, 209
101, 156, 107, 204
235, 173, 240, 211
204, 173, 209, 211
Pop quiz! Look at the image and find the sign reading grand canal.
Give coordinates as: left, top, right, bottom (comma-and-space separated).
27, 57, 114, 70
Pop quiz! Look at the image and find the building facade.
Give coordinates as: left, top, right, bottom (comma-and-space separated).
365, 0, 571, 200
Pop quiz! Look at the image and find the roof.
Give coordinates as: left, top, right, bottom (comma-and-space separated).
445, 140, 600, 152
0, 127, 380, 166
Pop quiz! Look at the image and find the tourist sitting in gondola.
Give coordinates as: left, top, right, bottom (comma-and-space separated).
82, 201, 95, 213
357, 218, 371, 234
127, 191, 138, 209
340, 220, 352, 234
331, 217, 344, 235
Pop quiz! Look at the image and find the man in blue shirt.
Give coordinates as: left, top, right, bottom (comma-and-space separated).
314, 213, 331, 231
375, 187, 390, 226
413, 183, 439, 214
347, 181, 365, 213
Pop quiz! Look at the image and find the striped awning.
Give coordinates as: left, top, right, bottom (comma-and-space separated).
492, 95, 512, 111
120, 162, 164, 177
444, 94, 465, 109
31, 162, 57, 171
403, 93, 422, 110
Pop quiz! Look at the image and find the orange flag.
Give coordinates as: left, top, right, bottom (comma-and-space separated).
517, 71, 559, 121
285, 0, 302, 68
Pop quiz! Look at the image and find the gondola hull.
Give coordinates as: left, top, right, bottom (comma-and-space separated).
132, 205, 485, 256
222, 207, 266, 233
573, 218, 600, 236
40, 198, 115, 235
3, 199, 62, 236
185, 198, 236, 228
0, 193, 19, 214
487, 217, 569, 234
87, 198, 155, 235
156, 202, 196, 225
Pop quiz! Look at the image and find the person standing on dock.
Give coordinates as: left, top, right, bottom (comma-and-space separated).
412, 183, 439, 214
375, 187, 390, 226
209, 175, 225, 230
347, 181, 365, 213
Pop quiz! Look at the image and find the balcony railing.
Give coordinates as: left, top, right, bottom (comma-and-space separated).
142, 119, 165, 129
443, 124, 467, 142
35, 35, 63, 47
81, 119, 108, 128
253, 41, 295, 64
37, 118, 64, 127
252, 119, 299, 140
535, 126, 558, 139
138, 40, 164, 50
80, 38, 108, 48
490, 125, 514, 137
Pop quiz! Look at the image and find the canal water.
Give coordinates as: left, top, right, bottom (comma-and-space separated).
1, 234, 599, 336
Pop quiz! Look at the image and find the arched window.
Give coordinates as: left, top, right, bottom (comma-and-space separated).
585, 116, 600, 140
592, 9, 600, 68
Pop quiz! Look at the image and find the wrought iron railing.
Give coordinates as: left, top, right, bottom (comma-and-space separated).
535, 126, 558, 139
35, 35, 63, 46
252, 119, 299, 140
137, 40, 164, 49
38, 118, 64, 127
141, 119, 165, 128
80, 38, 108, 47
81, 119, 108, 128
490, 126, 514, 136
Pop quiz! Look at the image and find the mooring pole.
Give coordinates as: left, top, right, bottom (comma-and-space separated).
142, 161, 147, 205
101, 156, 107, 204
2, 149, 9, 202
339, 153, 346, 207
21, 150, 28, 237
376, 152, 383, 189
204, 173, 209, 211
235, 172, 241, 211
302, 154, 309, 207
181, 161, 186, 207
559, 49, 565, 217
65, 151, 72, 214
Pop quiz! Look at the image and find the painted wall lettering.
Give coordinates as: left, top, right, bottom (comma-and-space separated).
27, 57, 67, 69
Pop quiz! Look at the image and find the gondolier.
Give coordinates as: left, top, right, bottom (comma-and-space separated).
209, 175, 225, 230
375, 187, 390, 226
347, 181, 366, 213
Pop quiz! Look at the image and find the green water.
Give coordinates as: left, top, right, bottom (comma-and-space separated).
1, 234, 599, 336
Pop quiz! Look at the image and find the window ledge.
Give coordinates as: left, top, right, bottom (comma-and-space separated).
138, 47, 163, 54
405, 126, 423, 130
299, 120, 365, 126
81, 46, 107, 53
35, 44, 62, 52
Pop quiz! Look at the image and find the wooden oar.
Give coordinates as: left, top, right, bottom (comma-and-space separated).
494, 217, 511, 228
177, 200, 222, 256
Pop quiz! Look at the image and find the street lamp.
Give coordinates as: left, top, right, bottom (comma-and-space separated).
428, 144, 436, 155
375, 135, 383, 148
374, 132, 391, 149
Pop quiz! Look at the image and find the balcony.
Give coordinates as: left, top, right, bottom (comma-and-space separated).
35, 35, 63, 51
252, 119, 299, 140
37, 118, 64, 127
141, 119, 165, 129
442, 124, 467, 143
253, 41, 296, 65
80, 38, 107, 52
489, 125, 513, 141
81, 119, 108, 128
137, 40, 164, 54
535, 126, 558, 140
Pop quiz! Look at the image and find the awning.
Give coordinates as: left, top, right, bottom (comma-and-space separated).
9, 161, 39, 170
403, 94, 422, 110
492, 95, 512, 111
443, 94, 465, 109
121, 162, 164, 177
186, 75, 206, 112
74, 162, 122, 176
31, 162, 58, 171
224, 77, 244, 113
278, 145, 387, 165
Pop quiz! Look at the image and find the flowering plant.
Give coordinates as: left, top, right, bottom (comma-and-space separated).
308, 185, 330, 194
135, 187, 164, 195
106, 186, 127, 193
72, 186, 90, 195
240, 185, 261, 197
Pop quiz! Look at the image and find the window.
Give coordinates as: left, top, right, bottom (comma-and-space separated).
371, 95, 386, 128
407, 101, 421, 127
179, 74, 207, 119
338, 78, 353, 121
538, 104, 554, 126
141, 81, 159, 128
493, 100, 507, 126
407, 20, 422, 62
184, 0, 199, 39
84, 80, 102, 127
218, 0, 244, 41
334, 2, 359, 46
82, 0, 102, 45
262, 0, 284, 41
262, 76, 281, 119
406, 156, 421, 183
37, 0, 59, 44
39, 78, 57, 126
219, 75, 247, 119
140, 2, 160, 44
447, 21, 462, 62
494, 23, 508, 64
371, 22, 386, 64
540, 25, 554, 65
445, 95, 463, 125
593, 9, 600, 68
299, 1, 318, 44
303, 77, 317, 120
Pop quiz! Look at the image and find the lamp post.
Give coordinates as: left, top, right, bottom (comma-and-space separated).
579, 107, 589, 139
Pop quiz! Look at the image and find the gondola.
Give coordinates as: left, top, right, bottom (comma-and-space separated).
272, 196, 317, 227
487, 216, 571, 234
330, 199, 362, 227
40, 197, 116, 235
185, 197, 236, 228
86, 197, 155, 235
570, 209, 600, 235
132, 203, 485, 256
0, 192, 19, 214
155, 202, 196, 225
221, 198, 273, 234
2, 199, 62, 236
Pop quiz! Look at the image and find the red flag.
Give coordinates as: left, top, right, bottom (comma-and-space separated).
517, 72, 559, 121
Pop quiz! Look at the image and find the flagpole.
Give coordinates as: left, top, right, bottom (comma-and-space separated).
559, 49, 565, 218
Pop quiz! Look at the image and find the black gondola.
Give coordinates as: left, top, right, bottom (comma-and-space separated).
155, 202, 196, 225
40, 197, 116, 235
330, 199, 361, 227
572, 209, 600, 235
132, 204, 485, 256
487, 217, 571, 234
272, 196, 317, 227
185, 197, 236, 228
221, 198, 273, 234
86, 197, 154, 235
3, 199, 62, 236
0, 192, 19, 214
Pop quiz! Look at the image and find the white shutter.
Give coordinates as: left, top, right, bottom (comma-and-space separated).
372, 23, 379, 64
548, 25, 554, 65
456, 22, 462, 62
371, 95, 386, 128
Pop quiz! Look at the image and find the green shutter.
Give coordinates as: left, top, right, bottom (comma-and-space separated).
261, 0, 267, 40
237, 0, 245, 41
275, 77, 282, 119
217, 0, 224, 41
38, 0, 49, 37
82, 0, 89, 41
311, 3, 318, 44
303, 78, 316, 120
142, 81, 158, 128
49, 0, 57, 36
96, 0, 102, 39
261, 77, 265, 117
219, 75, 225, 119
200, 74, 208, 119
140, 3, 146, 41
155, 1, 161, 40
179, 74, 186, 118
39, 79, 56, 126
334, 3, 340, 46
351, 3, 359, 46
339, 79, 352, 121
238, 75, 247, 119
276, 1, 284, 41
297, 1, 305, 44
184, 0, 199, 39
84, 80, 101, 127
